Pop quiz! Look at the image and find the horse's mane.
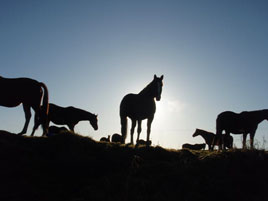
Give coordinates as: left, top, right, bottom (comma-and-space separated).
138, 79, 155, 96
68, 106, 96, 118
197, 129, 214, 135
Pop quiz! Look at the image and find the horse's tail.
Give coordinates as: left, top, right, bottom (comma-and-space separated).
40, 82, 49, 115
40, 82, 49, 135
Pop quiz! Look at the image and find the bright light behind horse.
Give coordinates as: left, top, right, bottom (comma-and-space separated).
153, 96, 186, 147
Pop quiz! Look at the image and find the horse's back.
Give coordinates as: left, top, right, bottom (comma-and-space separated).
217, 111, 239, 130
0, 77, 43, 106
217, 111, 238, 120
1, 77, 40, 90
217, 111, 256, 134
120, 94, 136, 109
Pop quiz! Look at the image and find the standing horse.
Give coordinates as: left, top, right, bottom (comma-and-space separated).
192, 128, 233, 150
44, 103, 98, 132
120, 74, 164, 145
213, 110, 268, 149
0, 76, 49, 136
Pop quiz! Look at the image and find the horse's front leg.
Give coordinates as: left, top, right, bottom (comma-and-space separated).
212, 129, 222, 150
130, 119, 136, 145
208, 144, 212, 151
223, 132, 230, 150
242, 133, 248, 149
67, 124, 75, 132
18, 104, 31, 135
249, 131, 256, 149
146, 117, 153, 146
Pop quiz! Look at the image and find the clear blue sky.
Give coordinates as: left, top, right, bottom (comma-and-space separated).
1, 0, 268, 149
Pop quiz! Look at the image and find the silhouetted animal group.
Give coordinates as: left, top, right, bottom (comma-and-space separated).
182, 109, 268, 150
0, 75, 163, 147
0, 76, 98, 138
182, 128, 233, 151
100, 133, 152, 146
1, 75, 267, 150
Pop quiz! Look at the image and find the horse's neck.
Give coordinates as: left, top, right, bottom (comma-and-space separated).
73, 108, 94, 120
138, 82, 154, 98
200, 131, 213, 141
254, 110, 268, 123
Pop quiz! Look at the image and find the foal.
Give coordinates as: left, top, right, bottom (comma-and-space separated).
192, 128, 233, 150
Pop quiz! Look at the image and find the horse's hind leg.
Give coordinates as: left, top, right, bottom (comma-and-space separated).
130, 119, 136, 145
242, 133, 247, 149
67, 124, 75, 132
18, 104, 31, 135
136, 120, 142, 144
208, 144, 212, 151
31, 112, 39, 136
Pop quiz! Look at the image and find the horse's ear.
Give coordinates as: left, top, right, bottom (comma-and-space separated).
160, 75, 164, 80
154, 74, 157, 79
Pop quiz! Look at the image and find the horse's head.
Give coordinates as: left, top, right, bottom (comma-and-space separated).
90, 114, 98, 130
153, 74, 164, 101
192, 129, 200, 137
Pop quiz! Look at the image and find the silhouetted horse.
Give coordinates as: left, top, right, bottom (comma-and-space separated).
111, 133, 122, 143
137, 139, 152, 146
100, 135, 110, 142
44, 103, 98, 132
192, 128, 233, 150
47, 125, 68, 136
120, 75, 164, 146
182, 143, 206, 150
213, 110, 268, 149
0, 76, 49, 136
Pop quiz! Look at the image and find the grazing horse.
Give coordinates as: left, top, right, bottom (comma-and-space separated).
44, 103, 98, 132
213, 110, 268, 149
120, 75, 164, 146
192, 128, 233, 150
0, 76, 49, 136
182, 143, 206, 150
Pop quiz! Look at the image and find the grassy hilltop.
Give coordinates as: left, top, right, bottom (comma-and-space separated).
0, 130, 268, 201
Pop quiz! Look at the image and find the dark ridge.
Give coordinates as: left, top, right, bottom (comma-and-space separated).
0, 130, 268, 201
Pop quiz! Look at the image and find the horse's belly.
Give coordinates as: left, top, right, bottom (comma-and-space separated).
128, 105, 155, 120
128, 112, 150, 120
0, 98, 21, 107
230, 129, 245, 134
50, 117, 67, 125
